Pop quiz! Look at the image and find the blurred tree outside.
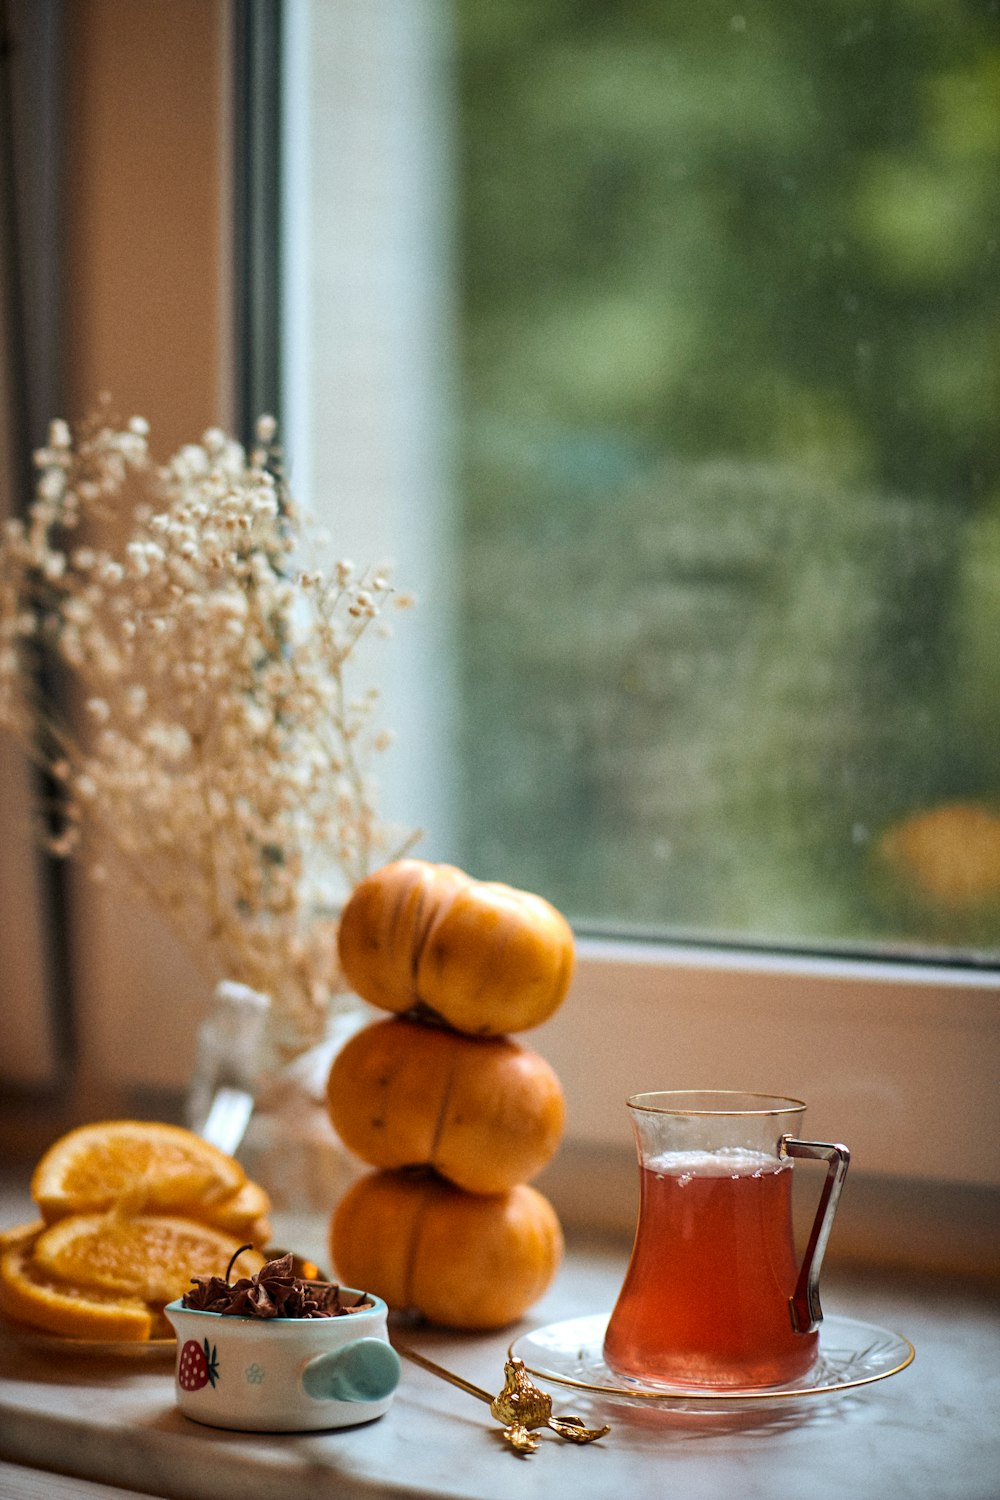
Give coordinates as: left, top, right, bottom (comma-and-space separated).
454, 0, 1000, 955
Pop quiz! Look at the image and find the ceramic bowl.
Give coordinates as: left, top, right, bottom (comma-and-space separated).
163, 1294, 400, 1431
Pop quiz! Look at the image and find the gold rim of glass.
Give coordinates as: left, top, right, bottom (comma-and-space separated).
627, 1089, 807, 1116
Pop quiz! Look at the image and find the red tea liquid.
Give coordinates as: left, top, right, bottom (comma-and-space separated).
603, 1149, 818, 1389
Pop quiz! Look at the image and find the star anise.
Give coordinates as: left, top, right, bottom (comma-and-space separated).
181, 1273, 238, 1313
181, 1250, 372, 1319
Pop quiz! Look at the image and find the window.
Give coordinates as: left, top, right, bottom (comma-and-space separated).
285, 0, 1000, 960
282, 0, 999, 1245
474, 3, 1000, 962
4, 3, 993, 1257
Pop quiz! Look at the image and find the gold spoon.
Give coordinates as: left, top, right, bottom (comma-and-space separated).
395, 1342, 611, 1456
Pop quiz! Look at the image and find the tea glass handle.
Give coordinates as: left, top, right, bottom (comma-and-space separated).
779, 1136, 851, 1335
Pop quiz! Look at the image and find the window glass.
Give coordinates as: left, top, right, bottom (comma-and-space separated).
286, 0, 1000, 959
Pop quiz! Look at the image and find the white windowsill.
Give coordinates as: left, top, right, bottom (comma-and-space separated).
529, 935, 999, 1277
574, 932, 1000, 986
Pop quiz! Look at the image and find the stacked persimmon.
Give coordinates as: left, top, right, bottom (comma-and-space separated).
327, 859, 574, 1330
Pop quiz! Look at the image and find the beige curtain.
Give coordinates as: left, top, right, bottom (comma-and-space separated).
2, 0, 235, 1104
0, 0, 60, 1088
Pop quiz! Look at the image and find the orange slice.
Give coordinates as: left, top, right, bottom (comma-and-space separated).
31, 1214, 265, 1306
32, 1120, 247, 1222
0, 1227, 153, 1342
193, 1178, 272, 1241
0, 1219, 45, 1251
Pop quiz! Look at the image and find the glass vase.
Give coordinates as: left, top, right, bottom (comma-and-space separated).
186, 980, 369, 1258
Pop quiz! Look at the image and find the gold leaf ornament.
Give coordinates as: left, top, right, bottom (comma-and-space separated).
489, 1358, 610, 1454
397, 1345, 609, 1456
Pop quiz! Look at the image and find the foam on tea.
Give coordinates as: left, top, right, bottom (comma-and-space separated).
647, 1147, 781, 1182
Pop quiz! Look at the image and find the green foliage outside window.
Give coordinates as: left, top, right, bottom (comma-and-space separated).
455, 0, 1000, 954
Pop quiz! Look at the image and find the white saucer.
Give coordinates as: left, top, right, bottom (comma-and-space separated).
510, 1312, 914, 1410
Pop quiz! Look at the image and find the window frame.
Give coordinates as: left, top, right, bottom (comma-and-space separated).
0, 0, 73, 1092
233, 0, 283, 444
538, 937, 998, 1182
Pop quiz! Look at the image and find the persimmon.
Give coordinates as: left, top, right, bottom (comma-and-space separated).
329, 1170, 563, 1330
337, 859, 574, 1035
327, 1015, 565, 1195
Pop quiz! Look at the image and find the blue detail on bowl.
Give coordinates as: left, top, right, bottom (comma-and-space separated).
302, 1338, 401, 1404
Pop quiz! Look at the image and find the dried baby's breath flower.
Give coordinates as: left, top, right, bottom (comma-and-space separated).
0, 408, 416, 1053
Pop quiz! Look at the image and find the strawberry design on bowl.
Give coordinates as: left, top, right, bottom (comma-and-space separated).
177, 1337, 219, 1391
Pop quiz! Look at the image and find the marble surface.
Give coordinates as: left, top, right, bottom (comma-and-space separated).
0, 1460, 154, 1500
1, 1186, 998, 1500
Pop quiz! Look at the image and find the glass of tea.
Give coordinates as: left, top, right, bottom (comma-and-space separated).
603, 1091, 850, 1390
